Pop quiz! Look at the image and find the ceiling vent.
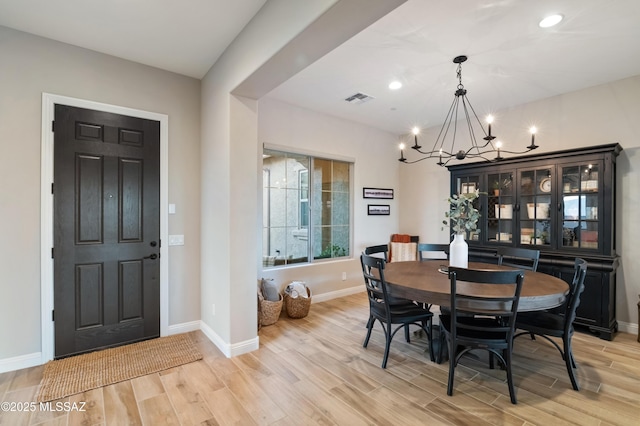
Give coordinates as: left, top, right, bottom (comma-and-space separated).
344, 92, 374, 104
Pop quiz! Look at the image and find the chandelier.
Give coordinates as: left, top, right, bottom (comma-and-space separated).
398, 55, 539, 165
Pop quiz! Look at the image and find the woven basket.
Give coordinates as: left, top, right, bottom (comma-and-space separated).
259, 293, 283, 326
284, 287, 312, 319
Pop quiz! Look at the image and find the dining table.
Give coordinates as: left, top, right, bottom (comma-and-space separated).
382, 260, 570, 312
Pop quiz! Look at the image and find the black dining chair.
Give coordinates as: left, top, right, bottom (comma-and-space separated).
416, 243, 449, 314
417, 243, 449, 262
514, 257, 588, 390
364, 244, 421, 342
497, 246, 540, 271
438, 267, 525, 404
360, 254, 435, 366
364, 244, 391, 261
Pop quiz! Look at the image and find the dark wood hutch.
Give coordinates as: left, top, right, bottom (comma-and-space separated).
447, 143, 621, 340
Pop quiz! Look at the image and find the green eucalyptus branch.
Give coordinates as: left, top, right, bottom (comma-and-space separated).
442, 190, 484, 236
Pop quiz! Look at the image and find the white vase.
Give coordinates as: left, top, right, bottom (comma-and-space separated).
449, 233, 468, 268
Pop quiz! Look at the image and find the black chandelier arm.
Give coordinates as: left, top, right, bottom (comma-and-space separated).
398, 55, 540, 166
399, 148, 499, 166
410, 147, 456, 157
399, 155, 451, 165
421, 94, 460, 155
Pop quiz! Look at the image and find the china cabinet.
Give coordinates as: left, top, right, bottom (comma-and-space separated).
448, 143, 621, 340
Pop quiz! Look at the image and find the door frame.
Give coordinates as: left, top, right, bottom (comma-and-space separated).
40, 93, 169, 363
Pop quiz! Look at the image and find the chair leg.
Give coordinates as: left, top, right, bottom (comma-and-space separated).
437, 325, 446, 364
427, 319, 435, 362
382, 325, 392, 369
504, 349, 517, 404
404, 325, 411, 343
363, 317, 374, 348
563, 336, 580, 391
446, 337, 455, 396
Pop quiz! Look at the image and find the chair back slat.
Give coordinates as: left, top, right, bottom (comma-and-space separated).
364, 244, 389, 261
448, 267, 525, 342
497, 247, 540, 271
360, 254, 392, 322
564, 258, 588, 334
417, 243, 449, 261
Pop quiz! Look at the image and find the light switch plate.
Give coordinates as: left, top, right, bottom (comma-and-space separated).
168, 234, 184, 246
169, 204, 176, 214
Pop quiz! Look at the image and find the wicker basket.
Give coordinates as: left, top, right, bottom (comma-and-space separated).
284, 287, 312, 319
259, 293, 283, 326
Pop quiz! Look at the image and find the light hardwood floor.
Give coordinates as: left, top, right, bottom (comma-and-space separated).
2, 292, 640, 425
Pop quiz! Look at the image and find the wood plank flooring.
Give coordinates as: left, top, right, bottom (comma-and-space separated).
2, 292, 639, 425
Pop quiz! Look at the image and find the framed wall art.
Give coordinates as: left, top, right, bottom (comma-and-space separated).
367, 204, 390, 215
363, 187, 394, 199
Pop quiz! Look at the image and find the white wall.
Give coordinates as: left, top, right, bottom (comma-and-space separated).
258, 98, 401, 293
199, 0, 406, 354
399, 75, 640, 330
0, 26, 202, 363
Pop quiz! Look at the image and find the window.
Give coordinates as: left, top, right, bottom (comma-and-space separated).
263, 149, 351, 267
299, 170, 309, 229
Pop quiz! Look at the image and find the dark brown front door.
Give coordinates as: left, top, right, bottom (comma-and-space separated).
53, 104, 160, 358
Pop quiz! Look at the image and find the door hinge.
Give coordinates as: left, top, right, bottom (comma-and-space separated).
51, 248, 54, 258
52, 310, 55, 321
51, 183, 54, 194
52, 121, 55, 132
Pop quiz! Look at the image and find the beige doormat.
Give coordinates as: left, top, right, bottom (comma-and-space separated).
36, 333, 202, 402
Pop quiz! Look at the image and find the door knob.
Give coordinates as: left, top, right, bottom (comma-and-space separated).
144, 253, 158, 260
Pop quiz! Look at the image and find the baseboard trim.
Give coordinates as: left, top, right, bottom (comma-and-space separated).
199, 321, 259, 358
618, 320, 638, 336
168, 320, 201, 335
311, 285, 364, 304
229, 336, 260, 357
0, 352, 42, 374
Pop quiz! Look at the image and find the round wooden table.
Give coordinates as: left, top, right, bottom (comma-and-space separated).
382, 260, 569, 312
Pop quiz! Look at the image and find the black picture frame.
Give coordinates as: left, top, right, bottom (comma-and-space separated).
368, 204, 390, 215
363, 187, 394, 199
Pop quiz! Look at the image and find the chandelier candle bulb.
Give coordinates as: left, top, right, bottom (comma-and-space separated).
412, 127, 421, 149
529, 126, 537, 148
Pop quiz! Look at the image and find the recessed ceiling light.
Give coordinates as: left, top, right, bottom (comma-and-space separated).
389, 81, 402, 90
539, 14, 563, 28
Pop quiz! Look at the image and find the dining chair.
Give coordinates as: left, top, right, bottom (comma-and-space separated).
417, 243, 449, 262
363, 245, 419, 342
438, 267, 525, 404
497, 246, 540, 271
416, 243, 449, 313
514, 257, 588, 390
360, 254, 435, 367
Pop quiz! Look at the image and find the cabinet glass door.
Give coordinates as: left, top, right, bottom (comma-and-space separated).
487, 172, 514, 244
561, 163, 600, 250
519, 168, 552, 246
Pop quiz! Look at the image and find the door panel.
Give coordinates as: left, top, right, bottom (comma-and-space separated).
54, 104, 160, 358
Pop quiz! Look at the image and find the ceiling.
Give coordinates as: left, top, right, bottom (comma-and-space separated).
267, 0, 640, 134
0, 0, 267, 79
2, 0, 640, 135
